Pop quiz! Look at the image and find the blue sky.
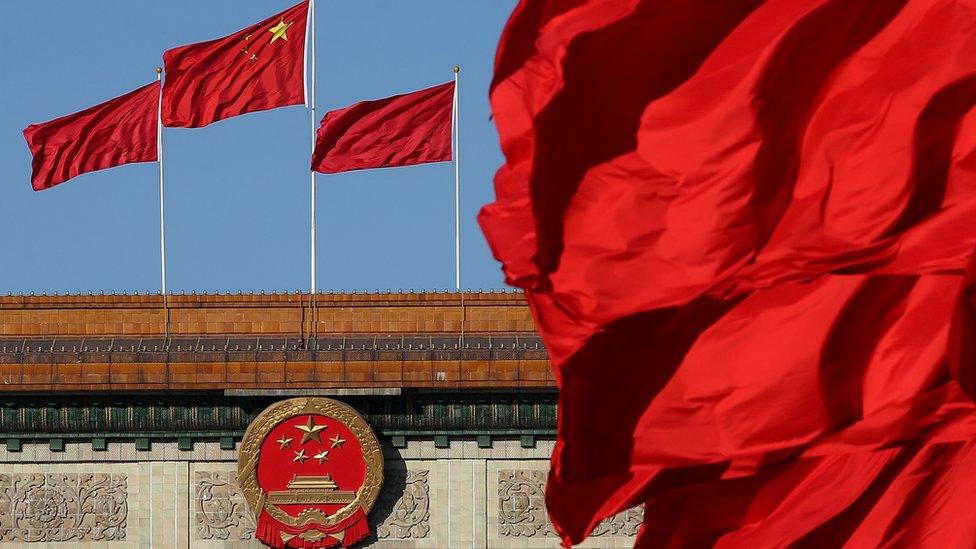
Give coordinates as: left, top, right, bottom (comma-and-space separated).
0, 0, 516, 294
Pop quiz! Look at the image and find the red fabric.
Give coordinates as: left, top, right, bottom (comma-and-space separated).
161, 1, 307, 128
310, 82, 454, 174
256, 507, 368, 548
478, 0, 976, 546
23, 82, 159, 191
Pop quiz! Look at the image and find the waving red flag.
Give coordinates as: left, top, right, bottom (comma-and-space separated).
311, 82, 454, 174
480, 0, 976, 546
23, 82, 159, 191
162, 1, 308, 128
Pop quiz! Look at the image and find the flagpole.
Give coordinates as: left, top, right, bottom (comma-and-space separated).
308, 0, 318, 339
453, 66, 461, 291
156, 67, 169, 339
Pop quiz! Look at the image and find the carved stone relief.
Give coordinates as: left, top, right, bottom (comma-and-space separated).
498, 469, 553, 537
195, 471, 256, 541
0, 473, 127, 542
373, 469, 430, 539
590, 505, 644, 537
497, 469, 642, 538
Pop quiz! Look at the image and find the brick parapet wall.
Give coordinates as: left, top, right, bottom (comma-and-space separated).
0, 291, 535, 337
0, 292, 553, 391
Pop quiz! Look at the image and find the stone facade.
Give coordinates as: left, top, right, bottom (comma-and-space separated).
0, 292, 591, 547
0, 440, 640, 548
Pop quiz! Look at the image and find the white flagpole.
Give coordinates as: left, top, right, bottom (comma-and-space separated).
308, 0, 317, 296
155, 67, 169, 337
453, 66, 461, 291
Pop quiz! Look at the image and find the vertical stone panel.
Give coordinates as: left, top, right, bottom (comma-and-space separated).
443, 460, 487, 548
141, 462, 190, 548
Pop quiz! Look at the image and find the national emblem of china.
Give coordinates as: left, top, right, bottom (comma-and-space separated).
238, 398, 384, 548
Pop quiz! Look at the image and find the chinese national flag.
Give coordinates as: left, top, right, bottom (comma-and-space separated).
480, 0, 976, 547
23, 82, 159, 191
311, 82, 454, 174
162, 1, 308, 128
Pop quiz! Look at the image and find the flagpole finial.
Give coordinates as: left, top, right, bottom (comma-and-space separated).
453, 66, 460, 74
155, 67, 163, 75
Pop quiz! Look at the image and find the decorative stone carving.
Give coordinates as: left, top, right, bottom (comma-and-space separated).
497, 469, 642, 538
0, 473, 127, 542
195, 471, 255, 541
497, 469, 554, 537
590, 505, 644, 537
374, 469, 430, 539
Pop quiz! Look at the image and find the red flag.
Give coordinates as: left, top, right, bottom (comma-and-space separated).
23, 82, 159, 191
162, 1, 308, 128
479, 0, 976, 546
310, 82, 454, 174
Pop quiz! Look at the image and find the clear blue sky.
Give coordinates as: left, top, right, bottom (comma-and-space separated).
0, 0, 516, 294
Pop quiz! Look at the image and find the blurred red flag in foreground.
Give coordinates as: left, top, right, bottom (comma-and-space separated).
479, 0, 976, 546
311, 82, 454, 174
23, 82, 159, 191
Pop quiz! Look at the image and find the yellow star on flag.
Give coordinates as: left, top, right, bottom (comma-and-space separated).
329, 434, 346, 449
295, 415, 326, 444
293, 449, 309, 463
268, 19, 293, 43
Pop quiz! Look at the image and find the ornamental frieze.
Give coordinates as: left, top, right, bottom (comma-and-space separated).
0, 473, 127, 542
497, 469, 642, 538
373, 469, 430, 539
590, 505, 644, 537
194, 470, 256, 541
498, 469, 553, 537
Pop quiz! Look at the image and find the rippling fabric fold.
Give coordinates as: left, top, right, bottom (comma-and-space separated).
478, 0, 976, 546
161, 1, 308, 128
23, 82, 159, 191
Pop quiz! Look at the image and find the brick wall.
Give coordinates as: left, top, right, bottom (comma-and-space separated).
0, 291, 535, 337
0, 292, 553, 391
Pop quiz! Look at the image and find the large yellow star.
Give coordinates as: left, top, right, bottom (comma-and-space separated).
268, 19, 293, 43
294, 415, 326, 444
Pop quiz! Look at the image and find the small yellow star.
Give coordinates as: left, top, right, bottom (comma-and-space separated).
294, 415, 326, 444
276, 436, 292, 450
329, 434, 346, 449
268, 19, 293, 43
250, 53, 257, 61
313, 450, 329, 464
292, 449, 308, 463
